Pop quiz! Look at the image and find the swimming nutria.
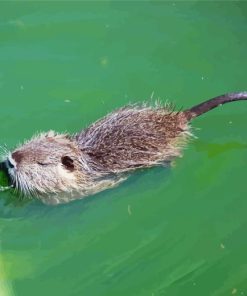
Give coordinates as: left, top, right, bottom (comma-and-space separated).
0, 92, 246, 204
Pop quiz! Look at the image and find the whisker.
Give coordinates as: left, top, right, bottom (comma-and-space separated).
0, 144, 9, 161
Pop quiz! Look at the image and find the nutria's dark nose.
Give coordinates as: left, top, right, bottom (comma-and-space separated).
7, 159, 15, 169
0, 160, 14, 171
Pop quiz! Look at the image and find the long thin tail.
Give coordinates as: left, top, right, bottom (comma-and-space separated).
185, 92, 247, 120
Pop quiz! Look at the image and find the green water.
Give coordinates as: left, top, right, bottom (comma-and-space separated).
0, 1, 247, 295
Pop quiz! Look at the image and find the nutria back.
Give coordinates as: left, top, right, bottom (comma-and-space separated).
76, 104, 191, 173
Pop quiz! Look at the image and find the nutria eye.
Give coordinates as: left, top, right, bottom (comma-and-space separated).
61, 156, 74, 171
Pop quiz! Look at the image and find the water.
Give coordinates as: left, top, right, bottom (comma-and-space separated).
0, 1, 247, 295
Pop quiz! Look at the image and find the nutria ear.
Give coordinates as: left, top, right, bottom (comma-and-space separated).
61, 156, 74, 171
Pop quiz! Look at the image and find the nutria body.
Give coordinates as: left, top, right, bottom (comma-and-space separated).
0, 92, 247, 204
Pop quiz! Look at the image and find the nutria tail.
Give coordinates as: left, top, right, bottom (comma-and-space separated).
185, 92, 247, 120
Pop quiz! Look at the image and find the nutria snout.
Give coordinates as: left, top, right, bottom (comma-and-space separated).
1, 91, 247, 205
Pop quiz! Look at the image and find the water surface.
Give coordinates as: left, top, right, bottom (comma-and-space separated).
0, 1, 247, 295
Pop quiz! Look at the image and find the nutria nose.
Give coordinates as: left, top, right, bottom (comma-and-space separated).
0, 159, 15, 170
7, 159, 15, 169
12, 151, 23, 164
0, 160, 13, 171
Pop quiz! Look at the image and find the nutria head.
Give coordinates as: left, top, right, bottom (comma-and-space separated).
1, 131, 87, 197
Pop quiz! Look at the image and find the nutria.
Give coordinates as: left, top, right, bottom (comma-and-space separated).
0, 92, 246, 204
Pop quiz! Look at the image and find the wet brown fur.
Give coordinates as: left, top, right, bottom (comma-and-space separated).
1, 92, 246, 204
76, 105, 190, 173
3, 104, 191, 204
